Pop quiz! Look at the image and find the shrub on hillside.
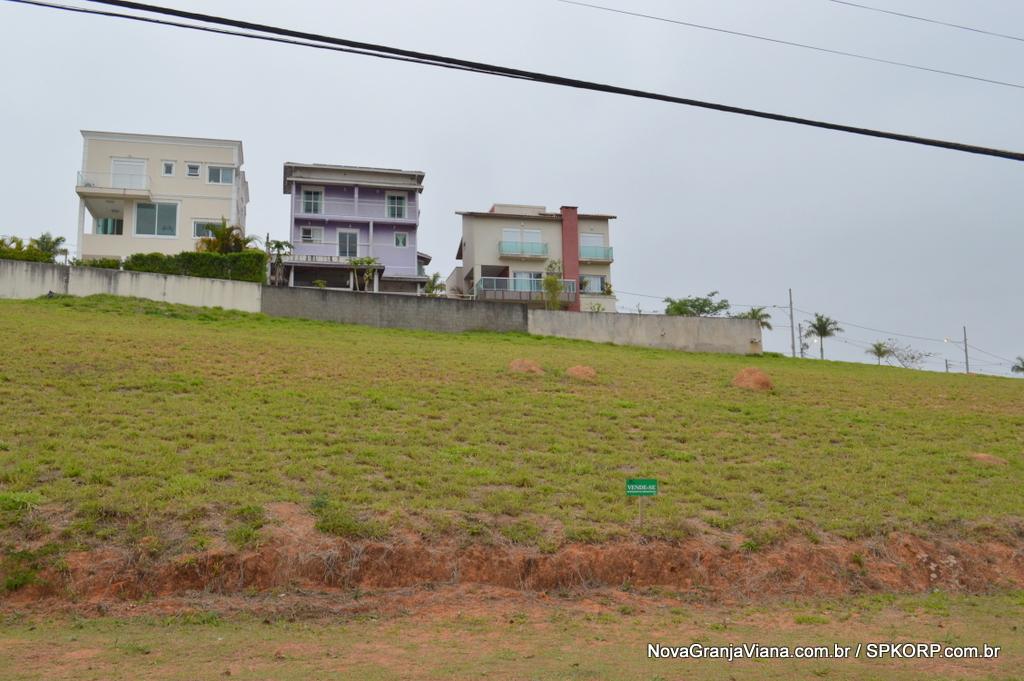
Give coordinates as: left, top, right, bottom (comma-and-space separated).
122, 250, 267, 283
74, 257, 122, 270
0, 244, 52, 263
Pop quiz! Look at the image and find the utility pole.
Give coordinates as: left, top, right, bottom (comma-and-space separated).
963, 326, 970, 374
944, 359, 949, 373
797, 323, 805, 358
788, 288, 796, 358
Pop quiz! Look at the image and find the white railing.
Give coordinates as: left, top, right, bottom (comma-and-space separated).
293, 197, 419, 221
77, 171, 150, 190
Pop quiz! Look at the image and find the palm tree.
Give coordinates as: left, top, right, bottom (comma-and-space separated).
266, 240, 292, 286
28, 232, 66, 262
1012, 357, 1024, 374
804, 313, 843, 360
196, 219, 260, 254
423, 272, 445, 297
866, 341, 893, 365
735, 306, 773, 330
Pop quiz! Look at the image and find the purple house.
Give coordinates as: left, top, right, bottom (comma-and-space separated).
280, 162, 431, 294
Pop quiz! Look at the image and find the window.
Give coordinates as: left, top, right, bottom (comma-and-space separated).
111, 159, 146, 189
135, 202, 177, 237
94, 218, 123, 235
579, 274, 606, 294
338, 231, 358, 258
394, 232, 408, 248
302, 189, 323, 214
208, 166, 234, 184
193, 220, 218, 238
386, 192, 407, 219
513, 271, 543, 292
300, 226, 324, 243
162, 161, 175, 176
186, 163, 200, 177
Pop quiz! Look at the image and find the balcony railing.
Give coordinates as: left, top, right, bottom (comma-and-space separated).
473, 276, 577, 302
76, 171, 150, 191
579, 245, 613, 261
293, 197, 419, 221
498, 241, 548, 258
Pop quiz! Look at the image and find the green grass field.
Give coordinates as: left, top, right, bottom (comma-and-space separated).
1, 591, 1021, 680
1, 294, 1022, 557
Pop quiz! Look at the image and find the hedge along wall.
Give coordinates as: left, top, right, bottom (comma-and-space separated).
121, 251, 268, 283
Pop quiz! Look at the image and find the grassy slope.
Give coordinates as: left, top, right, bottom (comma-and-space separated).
1, 592, 1022, 680
0, 295, 1022, 554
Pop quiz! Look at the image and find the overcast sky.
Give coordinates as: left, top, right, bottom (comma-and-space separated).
1, 0, 1021, 374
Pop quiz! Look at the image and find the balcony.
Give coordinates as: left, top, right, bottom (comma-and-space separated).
473, 276, 577, 303
293, 197, 418, 222
579, 245, 614, 263
498, 240, 548, 260
76, 171, 151, 201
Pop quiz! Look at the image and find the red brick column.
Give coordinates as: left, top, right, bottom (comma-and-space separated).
560, 206, 581, 311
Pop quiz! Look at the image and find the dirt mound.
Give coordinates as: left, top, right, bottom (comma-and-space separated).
6, 504, 1024, 609
969, 452, 1007, 465
508, 359, 543, 375
566, 365, 597, 381
732, 367, 773, 391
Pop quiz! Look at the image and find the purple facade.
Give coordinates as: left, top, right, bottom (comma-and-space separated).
283, 167, 429, 292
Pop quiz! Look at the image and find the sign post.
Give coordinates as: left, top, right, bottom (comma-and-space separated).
626, 478, 658, 529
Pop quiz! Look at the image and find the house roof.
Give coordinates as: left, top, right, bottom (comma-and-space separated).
283, 162, 425, 193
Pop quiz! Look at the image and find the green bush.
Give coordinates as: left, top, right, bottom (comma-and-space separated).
122, 250, 267, 283
0, 247, 51, 263
74, 257, 121, 270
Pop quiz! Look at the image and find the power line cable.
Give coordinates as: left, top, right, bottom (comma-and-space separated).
5, 0, 1024, 163
555, 0, 1024, 90
829, 0, 1024, 44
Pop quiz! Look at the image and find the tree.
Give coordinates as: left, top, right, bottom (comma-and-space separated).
664, 291, 730, 317
423, 272, 445, 297
1011, 357, 1024, 374
804, 313, 843, 360
196, 219, 260, 254
348, 256, 380, 291
542, 259, 565, 310
885, 339, 934, 370
266, 240, 292, 287
865, 341, 893, 365
734, 306, 773, 330
29, 232, 67, 262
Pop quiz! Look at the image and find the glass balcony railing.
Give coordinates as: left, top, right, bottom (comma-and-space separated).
498, 241, 548, 258
579, 245, 613, 261
76, 171, 150, 190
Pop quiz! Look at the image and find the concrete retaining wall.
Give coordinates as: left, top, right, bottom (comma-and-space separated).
528, 309, 763, 355
0, 259, 261, 313
2, 259, 761, 355
261, 286, 529, 334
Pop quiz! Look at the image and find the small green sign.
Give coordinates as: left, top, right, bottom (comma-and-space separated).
626, 479, 658, 497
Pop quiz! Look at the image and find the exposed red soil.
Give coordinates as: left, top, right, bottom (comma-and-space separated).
5, 504, 1024, 610
566, 365, 597, 381
508, 358, 544, 375
731, 367, 773, 391
969, 452, 1008, 465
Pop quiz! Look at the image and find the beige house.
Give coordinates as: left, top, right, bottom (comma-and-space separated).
446, 204, 617, 312
76, 131, 248, 260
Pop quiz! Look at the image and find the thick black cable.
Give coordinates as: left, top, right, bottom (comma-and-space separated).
11, 0, 1021, 162
556, 0, 1024, 90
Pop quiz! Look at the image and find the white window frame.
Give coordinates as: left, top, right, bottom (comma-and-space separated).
300, 225, 324, 244
579, 274, 606, 294
385, 191, 408, 219
185, 163, 201, 178
394, 231, 409, 248
109, 157, 146, 190
206, 165, 235, 185
161, 160, 176, 177
580, 232, 605, 247
94, 217, 124, 236
192, 219, 219, 239
337, 228, 359, 258
134, 201, 179, 238
301, 186, 325, 215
